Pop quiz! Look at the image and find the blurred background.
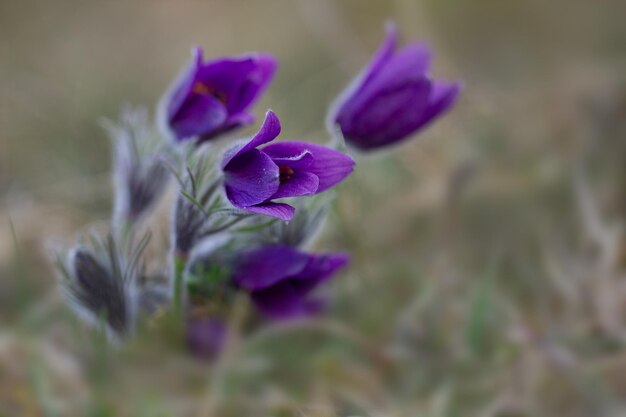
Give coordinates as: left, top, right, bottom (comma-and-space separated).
2, 0, 626, 416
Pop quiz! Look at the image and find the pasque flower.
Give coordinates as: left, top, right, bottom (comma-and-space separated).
231, 245, 349, 319
221, 110, 355, 221
162, 47, 277, 143
330, 23, 461, 151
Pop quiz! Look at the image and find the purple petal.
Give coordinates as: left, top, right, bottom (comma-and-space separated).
166, 47, 204, 124
250, 251, 348, 319
286, 252, 350, 295
164, 48, 277, 142
263, 143, 314, 170
294, 253, 350, 281
227, 54, 278, 114
224, 112, 256, 127
336, 44, 432, 134
329, 25, 397, 128
196, 56, 257, 107
343, 78, 432, 149
360, 22, 398, 91
221, 110, 281, 167
224, 149, 279, 207
268, 142, 354, 193
250, 281, 324, 320
233, 245, 309, 290
272, 170, 319, 199
215, 112, 257, 138
170, 93, 228, 140
360, 42, 432, 100
417, 80, 462, 128
242, 202, 295, 221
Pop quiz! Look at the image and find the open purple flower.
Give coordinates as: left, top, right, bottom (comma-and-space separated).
330, 23, 461, 151
162, 47, 277, 143
232, 245, 349, 320
221, 110, 355, 221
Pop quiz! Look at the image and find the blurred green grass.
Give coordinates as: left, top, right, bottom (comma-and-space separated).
2, 0, 626, 416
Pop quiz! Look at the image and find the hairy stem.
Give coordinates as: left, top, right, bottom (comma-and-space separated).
172, 252, 188, 321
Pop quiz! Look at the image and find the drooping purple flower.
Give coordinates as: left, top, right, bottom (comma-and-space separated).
330, 23, 462, 151
231, 245, 349, 320
221, 110, 355, 221
162, 47, 277, 143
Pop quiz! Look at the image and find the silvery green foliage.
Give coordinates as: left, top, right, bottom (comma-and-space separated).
56, 234, 148, 338
137, 280, 170, 316
104, 106, 171, 230
253, 194, 334, 248
172, 148, 249, 258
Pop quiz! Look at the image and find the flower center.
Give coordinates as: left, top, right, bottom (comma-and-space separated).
192, 82, 227, 104
279, 165, 295, 183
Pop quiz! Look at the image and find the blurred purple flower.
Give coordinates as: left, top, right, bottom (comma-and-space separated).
162, 47, 277, 143
221, 110, 355, 221
232, 245, 349, 320
330, 23, 461, 151
186, 316, 226, 360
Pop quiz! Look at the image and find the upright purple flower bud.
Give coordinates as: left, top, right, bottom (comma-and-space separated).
329, 24, 462, 151
231, 245, 349, 320
161, 47, 277, 143
221, 111, 355, 221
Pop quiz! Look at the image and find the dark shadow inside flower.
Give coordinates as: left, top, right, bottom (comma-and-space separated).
221, 111, 355, 221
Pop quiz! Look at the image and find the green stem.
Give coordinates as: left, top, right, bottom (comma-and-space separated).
173, 252, 188, 320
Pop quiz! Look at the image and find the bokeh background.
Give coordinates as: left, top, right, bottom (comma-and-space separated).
2, 0, 626, 416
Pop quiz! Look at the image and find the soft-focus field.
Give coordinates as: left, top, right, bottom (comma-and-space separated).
2, 0, 626, 416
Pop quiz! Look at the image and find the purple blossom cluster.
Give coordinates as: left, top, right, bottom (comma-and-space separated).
56, 23, 460, 360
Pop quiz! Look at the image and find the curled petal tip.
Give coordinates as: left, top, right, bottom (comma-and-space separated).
261, 109, 281, 135
384, 21, 398, 37
255, 53, 279, 69
192, 46, 203, 61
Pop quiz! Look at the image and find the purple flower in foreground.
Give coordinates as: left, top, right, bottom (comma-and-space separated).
162, 47, 277, 143
330, 24, 461, 151
232, 245, 349, 320
221, 110, 355, 221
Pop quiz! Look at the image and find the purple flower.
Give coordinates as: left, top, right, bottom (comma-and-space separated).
232, 245, 349, 320
330, 24, 461, 151
186, 316, 227, 360
221, 110, 355, 221
163, 47, 277, 143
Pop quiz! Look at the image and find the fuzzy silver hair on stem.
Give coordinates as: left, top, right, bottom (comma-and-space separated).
172, 149, 250, 260
252, 193, 334, 248
103, 106, 172, 232
56, 233, 149, 338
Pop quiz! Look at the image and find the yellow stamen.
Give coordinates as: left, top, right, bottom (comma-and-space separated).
192, 82, 227, 103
